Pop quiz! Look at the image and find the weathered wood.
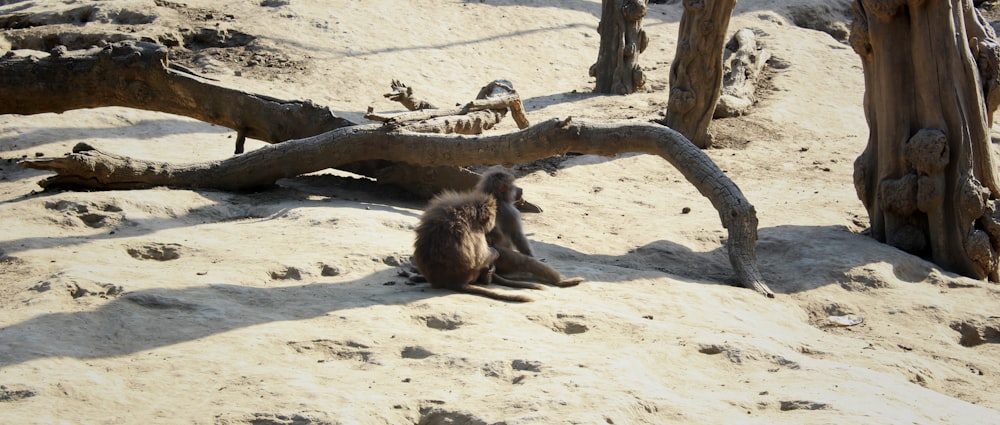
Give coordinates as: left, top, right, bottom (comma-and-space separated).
850, 0, 1000, 280
591, 0, 649, 94
0, 42, 488, 196
22, 118, 774, 297
714, 28, 772, 118
665, 0, 737, 148
365, 80, 530, 133
0, 41, 354, 153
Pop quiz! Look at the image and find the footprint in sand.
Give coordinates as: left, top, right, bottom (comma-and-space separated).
287, 339, 379, 365
0, 385, 37, 402
526, 313, 590, 335
269, 266, 305, 280
45, 199, 124, 228
416, 314, 465, 331
126, 243, 182, 261
400, 345, 434, 360
950, 319, 1000, 347
213, 411, 331, 425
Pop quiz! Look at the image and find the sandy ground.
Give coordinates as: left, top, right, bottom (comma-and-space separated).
2, 0, 1000, 424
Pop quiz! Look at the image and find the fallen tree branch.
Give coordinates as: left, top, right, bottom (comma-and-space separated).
21, 118, 774, 297
0, 41, 487, 195
365, 80, 530, 132
0, 41, 354, 153
714, 28, 772, 118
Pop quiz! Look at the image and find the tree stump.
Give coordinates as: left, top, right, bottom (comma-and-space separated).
850, 0, 1000, 280
591, 0, 649, 95
714, 28, 771, 118
664, 0, 737, 148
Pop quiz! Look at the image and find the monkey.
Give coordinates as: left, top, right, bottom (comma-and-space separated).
475, 169, 534, 256
475, 169, 585, 288
411, 190, 538, 302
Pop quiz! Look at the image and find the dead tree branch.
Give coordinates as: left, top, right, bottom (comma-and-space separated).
0, 42, 491, 196
714, 28, 771, 118
21, 118, 774, 297
0, 41, 354, 154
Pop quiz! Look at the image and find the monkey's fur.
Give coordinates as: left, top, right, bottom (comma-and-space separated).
476, 169, 535, 256
412, 190, 535, 302
475, 170, 584, 288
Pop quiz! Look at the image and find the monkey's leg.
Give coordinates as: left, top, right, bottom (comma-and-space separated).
494, 247, 583, 287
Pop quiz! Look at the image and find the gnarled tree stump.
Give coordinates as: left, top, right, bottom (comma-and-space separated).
850, 0, 1000, 280
714, 28, 771, 118
591, 0, 649, 94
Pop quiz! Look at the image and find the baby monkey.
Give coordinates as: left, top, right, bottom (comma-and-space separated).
475, 169, 584, 288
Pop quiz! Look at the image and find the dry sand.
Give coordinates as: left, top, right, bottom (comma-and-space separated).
2, 0, 1000, 424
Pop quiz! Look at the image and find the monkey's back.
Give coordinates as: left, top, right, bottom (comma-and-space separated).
412, 191, 495, 288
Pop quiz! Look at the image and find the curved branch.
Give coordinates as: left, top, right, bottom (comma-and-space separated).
21, 118, 773, 297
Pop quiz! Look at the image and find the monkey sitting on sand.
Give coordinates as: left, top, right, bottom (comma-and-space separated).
475, 169, 584, 288
411, 190, 539, 302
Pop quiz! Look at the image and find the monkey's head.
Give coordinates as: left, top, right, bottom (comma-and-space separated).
477, 169, 521, 203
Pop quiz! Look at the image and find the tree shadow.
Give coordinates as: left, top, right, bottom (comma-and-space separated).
0, 269, 452, 369
0, 176, 423, 258
468, 0, 684, 23
521, 90, 604, 112
0, 117, 228, 153
261, 22, 594, 59
540, 224, 949, 295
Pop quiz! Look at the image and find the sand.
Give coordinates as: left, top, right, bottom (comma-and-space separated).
1, 0, 1000, 424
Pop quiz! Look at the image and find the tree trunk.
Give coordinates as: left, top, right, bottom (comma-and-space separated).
850, 0, 1000, 280
665, 0, 737, 148
22, 118, 774, 297
591, 0, 649, 94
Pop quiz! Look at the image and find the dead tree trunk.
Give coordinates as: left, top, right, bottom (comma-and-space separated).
714, 28, 771, 118
591, 0, 649, 94
850, 0, 1000, 280
22, 118, 774, 297
664, 0, 737, 148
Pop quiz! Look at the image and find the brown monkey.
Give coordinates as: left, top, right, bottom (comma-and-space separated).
476, 169, 534, 256
475, 169, 584, 288
411, 190, 537, 302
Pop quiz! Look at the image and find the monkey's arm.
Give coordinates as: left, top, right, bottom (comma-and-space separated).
511, 232, 535, 257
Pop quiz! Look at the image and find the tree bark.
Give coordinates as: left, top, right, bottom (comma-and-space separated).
850, 0, 1000, 280
665, 0, 737, 148
591, 0, 649, 94
22, 118, 774, 297
0, 41, 491, 197
714, 28, 771, 118
0, 41, 354, 153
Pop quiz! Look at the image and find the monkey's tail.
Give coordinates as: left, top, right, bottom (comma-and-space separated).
458, 283, 533, 302
492, 274, 547, 290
